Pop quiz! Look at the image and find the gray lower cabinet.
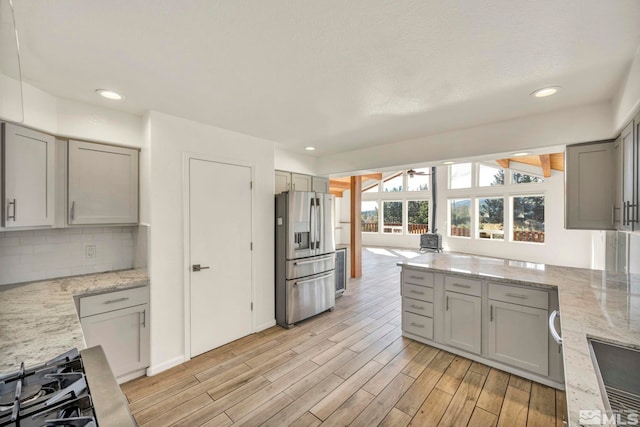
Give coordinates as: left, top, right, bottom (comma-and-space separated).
79, 287, 149, 381
487, 300, 548, 376
443, 291, 481, 354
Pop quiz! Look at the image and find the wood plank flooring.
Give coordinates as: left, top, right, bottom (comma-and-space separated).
122, 246, 567, 426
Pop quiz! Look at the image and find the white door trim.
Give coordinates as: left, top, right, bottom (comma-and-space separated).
182, 151, 256, 361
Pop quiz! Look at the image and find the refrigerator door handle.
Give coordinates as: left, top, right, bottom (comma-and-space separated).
316, 197, 321, 248
309, 196, 316, 250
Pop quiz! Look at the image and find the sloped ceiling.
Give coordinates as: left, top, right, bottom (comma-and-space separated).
11, 1, 640, 157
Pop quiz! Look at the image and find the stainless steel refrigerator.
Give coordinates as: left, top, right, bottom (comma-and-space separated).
275, 191, 336, 328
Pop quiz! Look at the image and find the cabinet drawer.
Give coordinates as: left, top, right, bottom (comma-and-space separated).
404, 297, 433, 317
403, 311, 433, 340
444, 275, 481, 297
403, 270, 433, 287
489, 283, 548, 310
403, 283, 434, 302
80, 286, 148, 318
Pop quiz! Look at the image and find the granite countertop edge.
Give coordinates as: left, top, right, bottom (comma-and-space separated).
396, 255, 640, 427
0, 269, 150, 375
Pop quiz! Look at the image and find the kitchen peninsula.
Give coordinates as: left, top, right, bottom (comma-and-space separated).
398, 253, 640, 427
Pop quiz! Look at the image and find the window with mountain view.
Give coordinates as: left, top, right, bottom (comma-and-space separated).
479, 165, 504, 186
512, 195, 545, 242
449, 199, 471, 237
361, 201, 378, 233
408, 200, 429, 234
513, 172, 545, 184
383, 201, 403, 234
478, 197, 504, 239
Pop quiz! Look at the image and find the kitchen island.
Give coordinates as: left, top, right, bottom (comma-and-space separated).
398, 253, 640, 427
0, 269, 149, 374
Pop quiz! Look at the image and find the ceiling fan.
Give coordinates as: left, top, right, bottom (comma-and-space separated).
407, 168, 430, 178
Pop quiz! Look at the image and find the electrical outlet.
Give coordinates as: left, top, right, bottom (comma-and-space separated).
85, 245, 96, 258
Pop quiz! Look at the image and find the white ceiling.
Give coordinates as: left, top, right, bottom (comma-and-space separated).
12, 0, 640, 156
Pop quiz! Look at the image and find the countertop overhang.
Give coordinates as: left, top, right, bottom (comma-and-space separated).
397, 253, 640, 427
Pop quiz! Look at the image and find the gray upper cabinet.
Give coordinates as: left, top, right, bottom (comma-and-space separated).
312, 176, 330, 193
275, 170, 291, 194
291, 173, 311, 192
1, 123, 55, 228
614, 119, 638, 231
68, 140, 139, 225
565, 140, 615, 229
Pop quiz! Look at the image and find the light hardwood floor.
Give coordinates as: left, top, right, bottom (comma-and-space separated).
122, 247, 566, 426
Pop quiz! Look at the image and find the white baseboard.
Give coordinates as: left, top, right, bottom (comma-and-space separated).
117, 368, 147, 384
256, 319, 276, 332
146, 355, 185, 376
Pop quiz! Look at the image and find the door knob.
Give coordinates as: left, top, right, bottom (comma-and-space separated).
192, 264, 210, 272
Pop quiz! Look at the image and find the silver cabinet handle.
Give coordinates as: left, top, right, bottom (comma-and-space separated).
142, 309, 146, 328
104, 297, 129, 305
192, 264, 210, 272
410, 322, 424, 328
549, 310, 562, 345
70, 201, 76, 222
409, 290, 425, 295
453, 283, 471, 289
7, 199, 16, 221
624, 201, 629, 226
490, 305, 493, 322
409, 275, 424, 280
294, 272, 333, 286
446, 295, 449, 310
505, 292, 528, 299
410, 305, 422, 310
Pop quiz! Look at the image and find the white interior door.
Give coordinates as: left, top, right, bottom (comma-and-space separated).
189, 158, 252, 357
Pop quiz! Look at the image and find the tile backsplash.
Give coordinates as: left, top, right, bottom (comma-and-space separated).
0, 226, 139, 286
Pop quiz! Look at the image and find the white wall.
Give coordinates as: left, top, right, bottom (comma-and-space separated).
613, 45, 640, 132
0, 78, 144, 148
274, 145, 319, 175
317, 102, 613, 175
145, 111, 276, 374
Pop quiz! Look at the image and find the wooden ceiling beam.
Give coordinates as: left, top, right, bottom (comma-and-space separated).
360, 173, 382, 181
329, 180, 351, 189
329, 190, 343, 198
496, 159, 510, 169
539, 154, 552, 178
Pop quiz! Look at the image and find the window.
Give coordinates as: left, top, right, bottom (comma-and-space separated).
450, 163, 472, 189
407, 169, 429, 191
449, 199, 471, 237
512, 196, 545, 243
513, 172, 545, 184
479, 165, 504, 186
361, 201, 379, 232
364, 183, 379, 193
383, 174, 403, 192
383, 201, 403, 234
408, 200, 429, 234
478, 197, 504, 240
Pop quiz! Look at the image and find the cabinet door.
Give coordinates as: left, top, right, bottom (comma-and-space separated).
488, 300, 548, 376
312, 177, 329, 193
291, 173, 311, 191
614, 136, 624, 228
275, 171, 291, 193
2, 123, 55, 228
68, 140, 138, 224
620, 122, 636, 231
565, 141, 614, 229
81, 303, 149, 378
443, 291, 481, 354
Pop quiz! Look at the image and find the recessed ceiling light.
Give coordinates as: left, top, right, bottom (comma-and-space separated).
530, 86, 560, 98
443, 161, 455, 165
511, 152, 530, 157
96, 89, 124, 100
305, 146, 316, 151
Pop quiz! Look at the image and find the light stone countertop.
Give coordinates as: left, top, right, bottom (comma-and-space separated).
397, 253, 640, 427
0, 269, 150, 374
